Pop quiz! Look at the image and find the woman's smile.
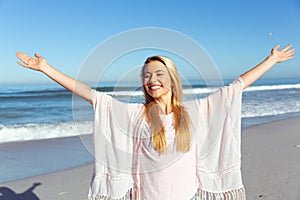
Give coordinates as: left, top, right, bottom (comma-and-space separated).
148, 83, 163, 91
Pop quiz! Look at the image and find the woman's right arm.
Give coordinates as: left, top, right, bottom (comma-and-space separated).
16, 52, 92, 104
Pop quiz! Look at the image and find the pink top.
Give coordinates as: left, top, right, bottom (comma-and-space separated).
140, 113, 197, 200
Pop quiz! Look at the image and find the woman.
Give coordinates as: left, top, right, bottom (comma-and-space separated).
16, 44, 294, 200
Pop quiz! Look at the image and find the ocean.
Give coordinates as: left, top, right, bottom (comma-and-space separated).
0, 78, 300, 183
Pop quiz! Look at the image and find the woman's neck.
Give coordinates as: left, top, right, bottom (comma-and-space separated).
154, 96, 173, 114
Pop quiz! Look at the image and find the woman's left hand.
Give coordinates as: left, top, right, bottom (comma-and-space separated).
240, 44, 295, 89
270, 44, 295, 63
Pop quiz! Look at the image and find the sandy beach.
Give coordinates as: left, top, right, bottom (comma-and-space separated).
241, 117, 300, 200
0, 117, 299, 200
0, 164, 93, 200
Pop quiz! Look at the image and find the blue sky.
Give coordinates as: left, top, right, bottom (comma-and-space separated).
0, 0, 299, 84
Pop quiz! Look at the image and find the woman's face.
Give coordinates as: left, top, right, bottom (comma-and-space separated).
143, 60, 173, 100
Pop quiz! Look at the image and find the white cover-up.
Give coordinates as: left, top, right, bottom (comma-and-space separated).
88, 77, 246, 200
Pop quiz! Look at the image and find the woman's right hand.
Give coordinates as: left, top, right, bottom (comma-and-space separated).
16, 52, 47, 72
16, 51, 92, 103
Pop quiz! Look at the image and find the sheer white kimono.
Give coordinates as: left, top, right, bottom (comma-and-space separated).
88, 77, 246, 200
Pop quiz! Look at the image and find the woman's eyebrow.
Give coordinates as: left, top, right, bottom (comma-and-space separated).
144, 70, 165, 74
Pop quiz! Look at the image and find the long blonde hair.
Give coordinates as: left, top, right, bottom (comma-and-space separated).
141, 56, 191, 153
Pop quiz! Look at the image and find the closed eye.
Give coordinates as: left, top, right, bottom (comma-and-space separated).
144, 74, 151, 79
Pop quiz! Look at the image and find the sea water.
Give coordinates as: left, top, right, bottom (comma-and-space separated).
0, 78, 299, 183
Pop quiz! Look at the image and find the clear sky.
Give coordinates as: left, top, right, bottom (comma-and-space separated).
0, 0, 299, 84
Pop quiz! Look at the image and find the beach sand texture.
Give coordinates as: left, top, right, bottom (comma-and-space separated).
0, 117, 299, 200
242, 117, 300, 200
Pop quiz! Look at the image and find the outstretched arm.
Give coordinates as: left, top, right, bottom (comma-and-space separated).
16, 52, 92, 104
240, 44, 295, 89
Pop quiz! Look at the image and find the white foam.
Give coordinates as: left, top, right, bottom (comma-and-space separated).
245, 84, 300, 92
242, 100, 300, 118
0, 121, 93, 143
106, 90, 144, 96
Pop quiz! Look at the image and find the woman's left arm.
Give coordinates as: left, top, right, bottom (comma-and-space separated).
240, 44, 295, 89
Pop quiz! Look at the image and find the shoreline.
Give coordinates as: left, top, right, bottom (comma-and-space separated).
0, 134, 94, 184
0, 117, 300, 199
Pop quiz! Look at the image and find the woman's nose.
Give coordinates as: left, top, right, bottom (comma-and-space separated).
149, 74, 157, 83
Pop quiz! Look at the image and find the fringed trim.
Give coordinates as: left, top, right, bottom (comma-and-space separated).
88, 187, 141, 200
88, 187, 245, 200
195, 187, 246, 200
88, 188, 133, 200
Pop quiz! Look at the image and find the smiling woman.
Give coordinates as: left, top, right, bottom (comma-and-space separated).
15, 44, 294, 200
142, 56, 192, 154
